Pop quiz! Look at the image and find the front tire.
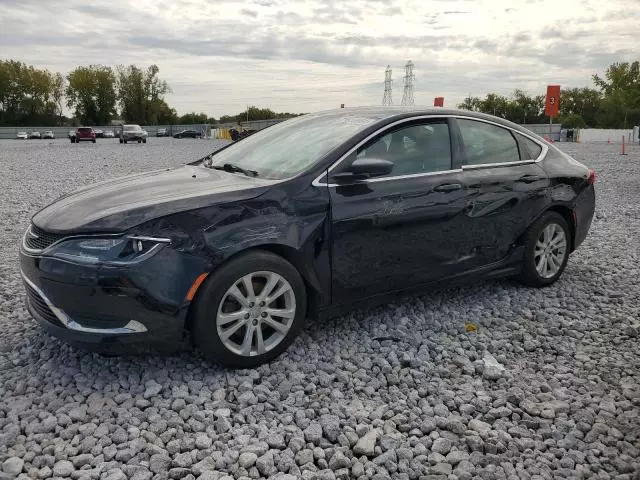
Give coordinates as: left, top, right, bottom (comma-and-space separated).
143, 138, 147, 143
191, 250, 307, 368
517, 211, 570, 287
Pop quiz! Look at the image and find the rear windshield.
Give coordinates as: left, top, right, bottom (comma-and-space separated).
78, 127, 92, 132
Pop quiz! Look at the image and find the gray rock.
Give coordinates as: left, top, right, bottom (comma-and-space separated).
195, 433, 212, 449
150, 454, 171, 473
445, 450, 469, 465
143, 381, 163, 399
328, 451, 350, 470
468, 419, 491, 435
304, 422, 323, 444
353, 429, 380, 457
2, 458, 24, 475
238, 452, 257, 469
52, 460, 74, 477
295, 449, 314, 466
482, 352, 505, 380
431, 438, 452, 455
320, 414, 341, 442
255, 452, 275, 476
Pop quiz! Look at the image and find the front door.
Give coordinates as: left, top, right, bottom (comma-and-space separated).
327, 118, 472, 304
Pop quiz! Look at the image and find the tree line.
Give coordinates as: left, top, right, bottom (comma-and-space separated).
0, 59, 302, 127
458, 60, 640, 129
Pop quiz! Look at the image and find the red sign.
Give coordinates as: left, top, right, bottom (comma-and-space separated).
545, 85, 560, 117
434, 97, 444, 107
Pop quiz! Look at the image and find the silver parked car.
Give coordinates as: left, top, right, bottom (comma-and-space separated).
16, 131, 28, 140
43, 131, 55, 139
119, 124, 148, 144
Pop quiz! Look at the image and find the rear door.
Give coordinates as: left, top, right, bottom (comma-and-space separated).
453, 117, 550, 267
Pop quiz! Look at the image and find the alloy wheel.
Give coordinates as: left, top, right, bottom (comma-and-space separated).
534, 223, 567, 279
216, 271, 296, 357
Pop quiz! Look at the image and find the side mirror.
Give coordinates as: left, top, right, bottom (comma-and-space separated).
331, 158, 394, 182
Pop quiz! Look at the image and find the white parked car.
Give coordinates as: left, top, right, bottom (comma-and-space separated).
119, 124, 147, 144
43, 131, 55, 139
16, 131, 28, 140
104, 130, 115, 138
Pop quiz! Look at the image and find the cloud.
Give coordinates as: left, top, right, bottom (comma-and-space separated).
240, 8, 258, 17
0, 0, 636, 115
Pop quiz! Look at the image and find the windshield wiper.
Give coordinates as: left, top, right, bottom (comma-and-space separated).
211, 163, 259, 177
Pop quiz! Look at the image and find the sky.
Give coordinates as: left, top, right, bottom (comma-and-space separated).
1, 0, 638, 117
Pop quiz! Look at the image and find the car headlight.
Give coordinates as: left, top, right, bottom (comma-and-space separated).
47, 236, 170, 265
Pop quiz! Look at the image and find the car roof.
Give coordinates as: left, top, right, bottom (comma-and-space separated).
304, 106, 541, 139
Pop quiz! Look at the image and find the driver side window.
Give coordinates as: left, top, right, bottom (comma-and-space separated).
350, 119, 452, 178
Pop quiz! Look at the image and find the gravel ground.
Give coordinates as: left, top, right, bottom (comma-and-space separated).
0, 139, 639, 480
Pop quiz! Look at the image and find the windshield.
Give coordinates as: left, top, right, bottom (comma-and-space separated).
124, 125, 141, 131
203, 113, 377, 180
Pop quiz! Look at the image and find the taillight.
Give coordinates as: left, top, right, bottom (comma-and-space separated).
587, 168, 596, 185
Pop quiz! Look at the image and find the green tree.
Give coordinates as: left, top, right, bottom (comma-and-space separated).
66, 65, 117, 125
0, 60, 63, 125
178, 112, 209, 124
558, 87, 601, 127
457, 95, 481, 111
117, 64, 171, 124
593, 61, 640, 128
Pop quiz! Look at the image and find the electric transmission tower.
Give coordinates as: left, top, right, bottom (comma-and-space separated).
401, 60, 415, 106
382, 65, 393, 106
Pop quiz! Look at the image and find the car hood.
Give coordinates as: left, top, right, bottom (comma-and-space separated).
32, 164, 275, 233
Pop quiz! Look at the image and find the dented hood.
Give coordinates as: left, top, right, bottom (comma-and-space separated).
32, 164, 274, 233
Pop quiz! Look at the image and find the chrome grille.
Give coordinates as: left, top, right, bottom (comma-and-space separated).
24, 224, 67, 251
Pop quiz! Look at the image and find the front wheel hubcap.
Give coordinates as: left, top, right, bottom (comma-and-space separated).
534, 222, 567, 279
216, 271, 296, 357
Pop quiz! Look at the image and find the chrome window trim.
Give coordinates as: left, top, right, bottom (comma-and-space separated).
311, 114, 548, 187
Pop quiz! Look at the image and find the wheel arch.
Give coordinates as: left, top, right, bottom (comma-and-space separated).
546, 205, 576, 252
516, 204, 576, 252
184, 244, 322, 332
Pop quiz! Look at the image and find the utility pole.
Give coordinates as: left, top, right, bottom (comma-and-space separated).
382, 65, 393, 106
400, 60, 415, 106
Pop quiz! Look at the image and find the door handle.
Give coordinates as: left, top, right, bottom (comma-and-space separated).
434, 183, 462, 192
517, 174, 543, 183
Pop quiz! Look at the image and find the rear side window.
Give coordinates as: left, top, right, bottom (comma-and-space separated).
457, 119, 520, 166
515, 133, 543, 160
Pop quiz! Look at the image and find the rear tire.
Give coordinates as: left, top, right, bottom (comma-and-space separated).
191, 250, 307, 368
119, 138, 123, 144
124, 139, 127, 144
143, 138, 147, 144
92, 139, 96, 143
517, 211, 570, 287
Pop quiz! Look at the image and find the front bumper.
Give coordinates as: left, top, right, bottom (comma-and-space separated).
19, 245, 206, 353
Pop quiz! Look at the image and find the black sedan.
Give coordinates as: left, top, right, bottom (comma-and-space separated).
173, 129, 202, 139
20, 107, 596, 367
